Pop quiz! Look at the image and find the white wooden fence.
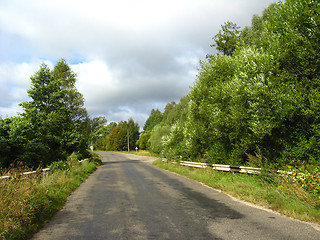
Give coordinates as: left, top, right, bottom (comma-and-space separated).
0, 159, 89, 180
166, 160, 304, 177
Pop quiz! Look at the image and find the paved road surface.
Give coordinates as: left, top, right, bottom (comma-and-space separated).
32, 152, 320, 239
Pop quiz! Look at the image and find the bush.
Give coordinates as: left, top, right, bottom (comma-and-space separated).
0, 152, 101, 240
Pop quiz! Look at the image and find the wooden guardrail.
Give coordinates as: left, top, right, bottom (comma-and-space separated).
166, 160, 304, 177
0, 168, 51, 180
179, 161, 262, 174
0, 159, 90, 180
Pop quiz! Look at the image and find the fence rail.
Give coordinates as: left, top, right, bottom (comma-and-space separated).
167, 160, 304, 177
0, 159, 89, 180
179, 160, 262, 174
0, 168, 51, 180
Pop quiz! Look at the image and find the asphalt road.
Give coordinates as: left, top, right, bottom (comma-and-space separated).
32, 152, 320, 240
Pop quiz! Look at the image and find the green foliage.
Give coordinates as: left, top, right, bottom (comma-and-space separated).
137, 96, 190, 155
136, 131, 151, 150
143, 109, 163, 131
162, 101, 176, 125
147, 0, 320, 170
162, 121, 187, 160
162, 97, 189, 126
256, 0, 320, 165
281, 163, 320, 200
106, 126, 127, 151
0, 59, 90, 169
210, 21, 241, 56
149, 124, 171, 154
89, 116, 108, 150
0, 152, 101, 240
119, 118, 140, 150
240, 3, 278, 48
0, 117, 49, 168
49, 152, 79, 171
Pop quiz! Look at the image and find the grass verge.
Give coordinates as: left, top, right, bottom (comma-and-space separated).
153, 159, 320, 224
118, 150, 159, 157
0, 152, 102, 240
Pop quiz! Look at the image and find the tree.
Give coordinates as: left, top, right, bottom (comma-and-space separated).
136, 131, 151, 150
106, 126, 127, 151
143, 109, 163, 131
19, 59, 89, 165
162, 101, 176, 125
210, 21, 241, 56
0, 117, 49, 168
0, 117, 12, 167
257, 0, 320, 165
163, 97, 190, 125
240, 3, 278, 48
89, 116, 107, 150
119, 118, 140, 150
149, 124, 171, 154
105, 122, 118, 135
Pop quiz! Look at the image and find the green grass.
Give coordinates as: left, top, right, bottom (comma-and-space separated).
153, 159, 320, 224
0, 153, 101, 240
117, 150, 159, 157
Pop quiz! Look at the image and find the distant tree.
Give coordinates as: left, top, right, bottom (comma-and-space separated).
162, 96, 190, 125
119, 118, 140, 150
173, 95, 189, 123
90, 116, 107, 150
106, 126, 127, 151
105, 122, 118, 134
98, 122, 118, 150
162, 101, 176, 125
143, 109, 163, 131
210, 21, 241, 56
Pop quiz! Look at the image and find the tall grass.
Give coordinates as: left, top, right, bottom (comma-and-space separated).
153, 159, 320, 223
0, 153, 101, 240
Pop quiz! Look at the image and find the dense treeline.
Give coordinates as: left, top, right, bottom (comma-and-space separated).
139, 0, 320, 169
0, 59, 93, 169
91, 117, 140, 152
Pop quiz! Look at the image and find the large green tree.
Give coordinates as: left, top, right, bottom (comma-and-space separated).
20, 59, 89, 165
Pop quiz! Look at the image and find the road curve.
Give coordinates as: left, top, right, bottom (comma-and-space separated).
32, 152, 320, 240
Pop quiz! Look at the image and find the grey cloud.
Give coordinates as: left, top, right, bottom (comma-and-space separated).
0, 0, 277, 127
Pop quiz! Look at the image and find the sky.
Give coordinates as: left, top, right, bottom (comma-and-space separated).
0, 0, 277, 128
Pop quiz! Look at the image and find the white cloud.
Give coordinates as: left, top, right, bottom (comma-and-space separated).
0, 60, 55, 116
0, 0, 277, 127
0, 62, 33, 106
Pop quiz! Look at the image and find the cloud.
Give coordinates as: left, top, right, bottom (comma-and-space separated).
72, 57, 196, 123
0, 62, 33, 108
0, 0, 277, 127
